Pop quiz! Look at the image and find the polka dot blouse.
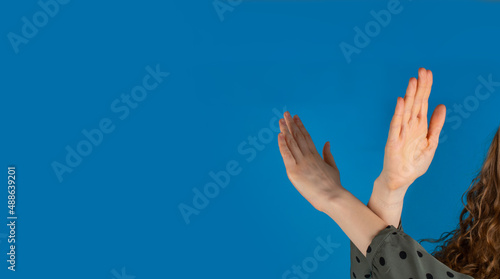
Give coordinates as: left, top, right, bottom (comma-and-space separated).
350, 220, 475, 279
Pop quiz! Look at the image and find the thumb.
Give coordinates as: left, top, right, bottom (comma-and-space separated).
427, 104, 446, 151
323, 141, 338, 168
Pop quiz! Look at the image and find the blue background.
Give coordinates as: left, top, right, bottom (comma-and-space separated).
1, 0, 500, 278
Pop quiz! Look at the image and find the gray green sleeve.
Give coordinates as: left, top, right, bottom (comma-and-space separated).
349, 219, 475, 279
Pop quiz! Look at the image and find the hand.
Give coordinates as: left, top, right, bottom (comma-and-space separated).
277, 111, 344, 213
379, 68, 446, 191
278, 111, 390, 254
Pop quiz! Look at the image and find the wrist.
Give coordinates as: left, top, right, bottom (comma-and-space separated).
376, 170, 414, 190
372, 175, 408, 207
315, 187, 348, 214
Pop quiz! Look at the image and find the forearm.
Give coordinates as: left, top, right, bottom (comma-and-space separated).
322, 188, 388, 257
367, 176, 409, 229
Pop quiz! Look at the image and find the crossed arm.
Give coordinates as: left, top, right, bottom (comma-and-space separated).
277, 68, 446, 256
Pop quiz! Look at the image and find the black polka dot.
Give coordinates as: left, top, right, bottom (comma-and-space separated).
426, 273, 433, 279
353, 272, 356, 278
399, 251, 407, 259
386, 225, 391, 228
367, 246, 372, 253
417, 251, 423, 257
364, 274, 371, 278
392, 232, 397, 235
379, 257, 385, 266
447, 271, 455, 277
356, 256, 360, 263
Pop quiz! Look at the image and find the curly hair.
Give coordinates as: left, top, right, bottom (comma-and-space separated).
419, 126, 500, 279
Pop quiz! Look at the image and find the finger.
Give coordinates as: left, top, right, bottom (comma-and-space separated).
403, 77, 417, 124
278, 133, 296, 166
279, 118, 290, 133
279, 118, 304, 161
418, 69, 433, 120
293, 115, 317, 154
284, 111, 309, 155
388, 97, 404, 141
426, 104, 446, 151
411, 68, 428, 120
322, 141, 337, 168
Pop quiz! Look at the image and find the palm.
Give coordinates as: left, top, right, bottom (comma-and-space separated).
381, 68, 446, 190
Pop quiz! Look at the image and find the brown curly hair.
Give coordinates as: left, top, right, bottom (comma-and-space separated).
419, 126, 500, 279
